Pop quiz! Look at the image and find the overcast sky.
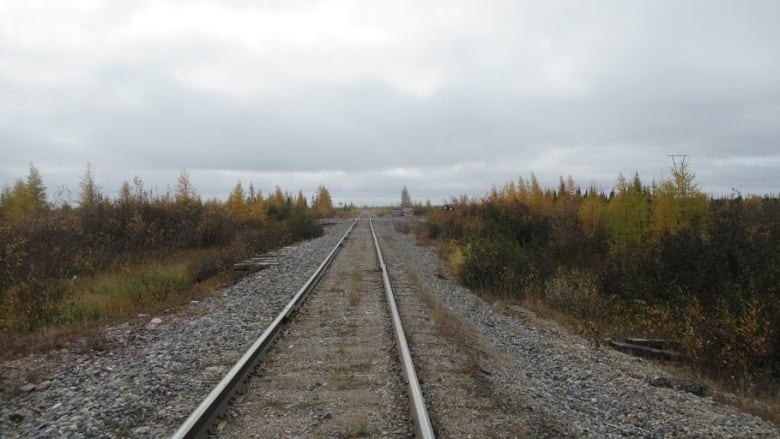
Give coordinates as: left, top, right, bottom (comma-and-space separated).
1, 1, 778, 206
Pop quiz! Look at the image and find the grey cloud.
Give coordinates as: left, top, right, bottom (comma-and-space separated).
1, 0, 779, 203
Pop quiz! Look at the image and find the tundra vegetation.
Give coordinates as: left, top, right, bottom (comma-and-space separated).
0, 164, 337, 355
424, 162, 779, 407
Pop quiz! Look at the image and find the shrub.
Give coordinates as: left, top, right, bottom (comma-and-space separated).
284, 208, 321, 240
542, 269, 601, 318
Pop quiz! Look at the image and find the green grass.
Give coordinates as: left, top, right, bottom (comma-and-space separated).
61, 262, 193, 322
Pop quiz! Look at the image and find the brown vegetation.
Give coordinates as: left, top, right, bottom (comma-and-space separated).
423, 163, 780, 410
0, 165, 332, 357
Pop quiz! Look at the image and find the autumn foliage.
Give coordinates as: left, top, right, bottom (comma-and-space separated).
426, 164, 779, 391
0, 165, 331, 339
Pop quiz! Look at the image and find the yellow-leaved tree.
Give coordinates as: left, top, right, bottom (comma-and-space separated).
312, 185, 334, 218
226, 181, 247, 219
1, 164, 49, 223
651, 159, 708, 238
607, 173, 651, 249
578, 184, 608, 241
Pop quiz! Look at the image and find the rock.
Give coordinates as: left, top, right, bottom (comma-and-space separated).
19, 383, 36, 393
204, 365, 228, 375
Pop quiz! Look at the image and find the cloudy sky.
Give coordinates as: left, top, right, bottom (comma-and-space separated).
1, 0, 778, 206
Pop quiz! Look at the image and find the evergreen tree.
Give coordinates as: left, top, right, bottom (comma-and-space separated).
295, 190, 308, 209
401, 186, 412, 207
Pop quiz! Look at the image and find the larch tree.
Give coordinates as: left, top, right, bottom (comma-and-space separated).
517, 176, 530, 204
608, 173, 651, 248
25, 164, 47, 214
0, 179, 30, 222
504, 181, 518, 203
118, 181, 134, 209
670, 158, 709, 237
650, 159, 708, 238
248, 187, 267, 223
175, 169, 199, 206
265, 186, 287, 219
579, 184, 608, 240
78, 163, 102, 209
527, 173, 547, 211
651, 179, 682, 237
226, 181, 247, 218
313, 185, 334, 218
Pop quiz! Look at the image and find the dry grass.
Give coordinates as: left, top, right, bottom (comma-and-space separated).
404, 264, 483, 375
0, 320, 111, 361
420, 287, 483, 375
0, 251, 246, 361
348, 271, 362, 307
708, 376, 780, 426
332, 368, 366, 390
293, 400, 321, 409
344, 421, 372, 438
393, 218, 434, 247
394, 222, 412, 234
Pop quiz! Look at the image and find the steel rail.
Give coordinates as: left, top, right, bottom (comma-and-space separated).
370, 218, 436, 439
171, 219, 357, 439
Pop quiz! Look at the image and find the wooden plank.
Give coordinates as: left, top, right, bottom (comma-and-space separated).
233, 262, 273, 272
624, 338, 681, 350
605, 338, 686, 361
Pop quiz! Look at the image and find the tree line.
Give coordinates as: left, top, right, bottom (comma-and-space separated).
425, 162, 779, 391
0, 164, 336, 334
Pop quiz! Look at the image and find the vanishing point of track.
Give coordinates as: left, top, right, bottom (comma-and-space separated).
172, 217, 434, 438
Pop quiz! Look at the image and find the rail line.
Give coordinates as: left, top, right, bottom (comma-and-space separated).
172, 217, 434, 438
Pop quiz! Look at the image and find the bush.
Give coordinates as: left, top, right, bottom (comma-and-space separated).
188, 256, 219, 283
284, 209, 322, 240
543, 269, 601, 317
423, 182, 780, 391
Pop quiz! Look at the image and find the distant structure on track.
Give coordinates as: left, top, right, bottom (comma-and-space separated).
391, 207, 414, 217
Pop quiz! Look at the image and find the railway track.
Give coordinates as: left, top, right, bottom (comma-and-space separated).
172, 217, 434, 438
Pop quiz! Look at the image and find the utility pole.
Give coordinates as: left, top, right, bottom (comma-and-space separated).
668, 154, 689, 174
